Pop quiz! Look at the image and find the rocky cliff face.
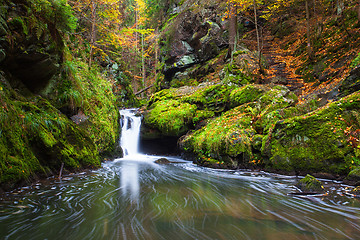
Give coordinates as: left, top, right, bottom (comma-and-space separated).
0, 0, 70, 96
159, 1, 228, 87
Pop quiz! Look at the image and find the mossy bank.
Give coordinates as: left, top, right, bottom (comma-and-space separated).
0, 0, 121, 190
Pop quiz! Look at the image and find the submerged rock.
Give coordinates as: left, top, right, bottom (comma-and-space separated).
155, 158, 171, 164
350, 186, 360, 197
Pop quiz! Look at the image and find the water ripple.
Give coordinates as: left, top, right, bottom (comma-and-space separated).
0, 157, 360, 240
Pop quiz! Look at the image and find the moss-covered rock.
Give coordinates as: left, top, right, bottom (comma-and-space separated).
264, 91, 360, 175
229, 84, 264, 108
145, 82, 360, 178
296, 174, 324, 192
0, 79, 99, 189
347, 167, 360, 183
48, 60, 119, 155
164, 84, 298, 168
0, 0, 120, 189
182, 84, 233, 113
220, 50, 259, 85
144, 99, 197, 137
181, 105, 256, 168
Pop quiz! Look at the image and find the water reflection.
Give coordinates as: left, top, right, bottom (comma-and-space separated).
120, 161, 139, 204
0, 157, 360, 240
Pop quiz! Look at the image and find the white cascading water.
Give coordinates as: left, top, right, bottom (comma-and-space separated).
119, 109, 142, 157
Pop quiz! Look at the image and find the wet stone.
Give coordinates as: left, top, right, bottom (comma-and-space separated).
155, 158, 170, 164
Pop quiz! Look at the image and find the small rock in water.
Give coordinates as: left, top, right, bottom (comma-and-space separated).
296, 174, 324, 193
349, 186, 360, 197
155, 158, 170, 164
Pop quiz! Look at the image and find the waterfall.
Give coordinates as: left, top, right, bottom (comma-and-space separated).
119, 109, 142, 157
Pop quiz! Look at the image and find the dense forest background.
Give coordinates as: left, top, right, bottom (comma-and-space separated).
1, 0, 360, 189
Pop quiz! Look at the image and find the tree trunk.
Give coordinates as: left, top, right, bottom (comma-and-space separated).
358, 0, 360, 23
227, 2, 237, 61
305, 0, 313, 61
154, 27, 159, 85
253, 0, 263, 74
89, 0, 97, 68
135, 3, 138, 51
141, 34, 146, 98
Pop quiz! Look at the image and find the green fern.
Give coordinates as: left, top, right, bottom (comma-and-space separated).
0, 5, 8, 34
10, 16, 29, 35
31, 0, 77, 34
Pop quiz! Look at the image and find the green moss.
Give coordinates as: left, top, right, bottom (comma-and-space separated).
0, 82, 99, 188
54, 60, 119, 155
175, 84, 299, 168
183, 84, 233, 112
170, 78, 199, 88
264, 92, 360, 174
347, 167, 360, 182
351, 53, 360, 68
145, 99, 197, 136
39, 128, 58, 147
181, 105, 256, 167
148, 88, 179, 107
193, 110, 215, 124
297, 174, 324, 192
229, 85, 264, 108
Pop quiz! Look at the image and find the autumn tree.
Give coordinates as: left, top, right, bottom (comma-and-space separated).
69, 0, 124, 66
265, 0, 315, 61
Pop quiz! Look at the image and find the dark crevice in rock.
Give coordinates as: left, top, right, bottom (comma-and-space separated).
140, 136, 180, 156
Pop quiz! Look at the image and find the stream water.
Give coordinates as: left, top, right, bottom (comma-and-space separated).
1, 109, 360, 240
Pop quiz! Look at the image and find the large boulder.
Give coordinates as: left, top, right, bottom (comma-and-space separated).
161, 8, 228, 82
143, 99, 197, 137
263, 91, 360, 175
179, 84, 299, 168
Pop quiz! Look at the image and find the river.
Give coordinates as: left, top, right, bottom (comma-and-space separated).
1, 109, 360, 239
